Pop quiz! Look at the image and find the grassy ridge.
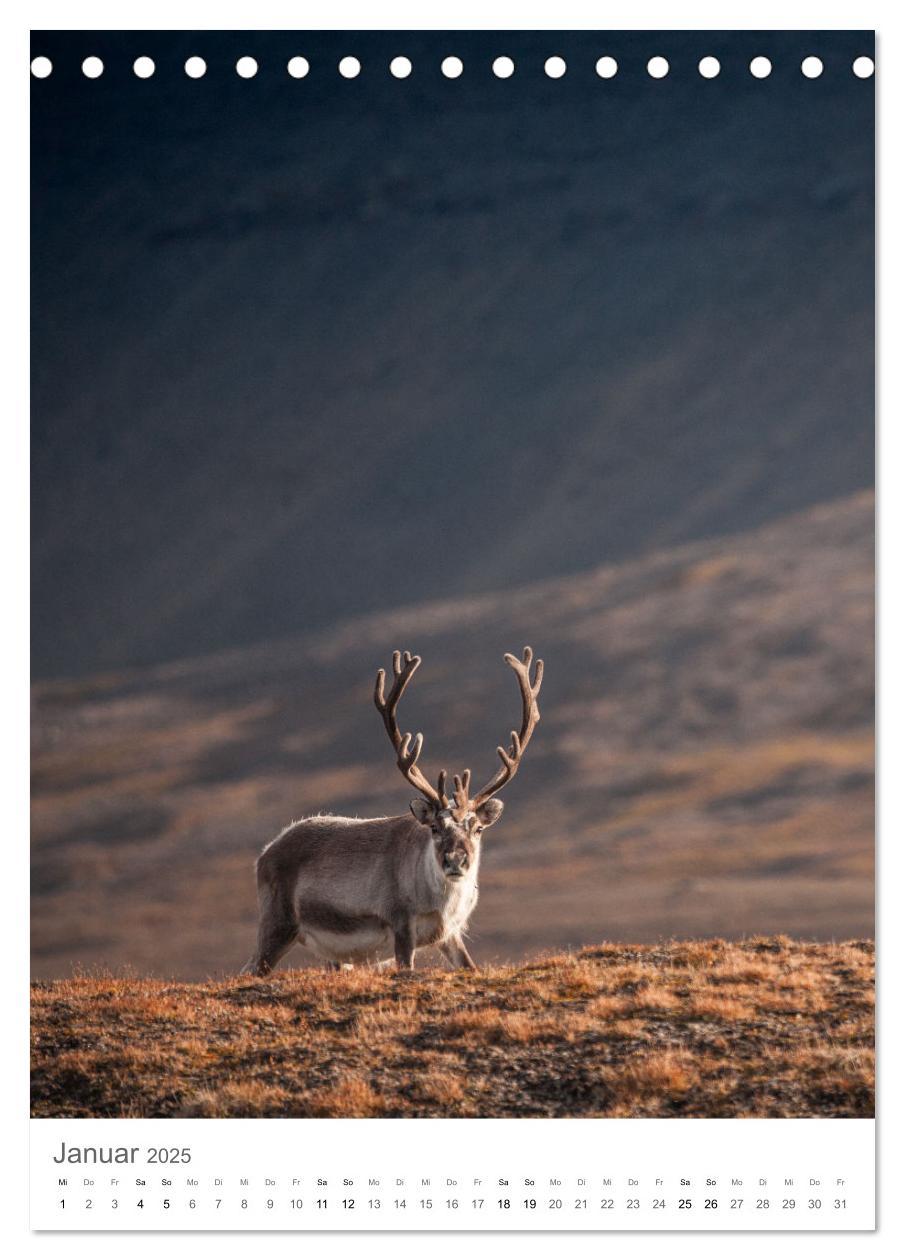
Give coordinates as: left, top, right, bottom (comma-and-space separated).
31, 937, 873, 1120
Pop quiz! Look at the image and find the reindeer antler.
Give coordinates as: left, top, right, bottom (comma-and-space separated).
374, 651, 449, 808
453, 769, 472, 814
471, 647, 543, 807
375, 647, 543, 813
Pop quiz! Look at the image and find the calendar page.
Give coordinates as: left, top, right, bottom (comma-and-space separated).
28, 23, 876, 1236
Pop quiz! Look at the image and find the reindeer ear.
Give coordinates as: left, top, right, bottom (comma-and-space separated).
410, 798, 436, 825
476, 799, 505, 827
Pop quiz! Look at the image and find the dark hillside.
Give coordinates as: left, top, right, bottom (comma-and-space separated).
31, 31, 873, 676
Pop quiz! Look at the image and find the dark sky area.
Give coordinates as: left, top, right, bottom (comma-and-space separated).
31, 31, 874, 678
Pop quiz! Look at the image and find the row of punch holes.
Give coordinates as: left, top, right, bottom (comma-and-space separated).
31, 54, 876, 81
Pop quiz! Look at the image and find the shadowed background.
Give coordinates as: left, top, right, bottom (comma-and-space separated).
31, 31, 873, 978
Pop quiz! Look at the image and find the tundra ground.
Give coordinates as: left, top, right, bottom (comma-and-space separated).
31, 937, 873, 1119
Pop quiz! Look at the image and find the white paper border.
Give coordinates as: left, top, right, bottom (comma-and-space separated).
5, 4, 899, 1257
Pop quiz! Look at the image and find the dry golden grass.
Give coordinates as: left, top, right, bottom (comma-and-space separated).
31, 937, 873, 1119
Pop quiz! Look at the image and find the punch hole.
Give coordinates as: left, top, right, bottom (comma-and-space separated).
801, 57, 824, 79
236, 57, 258, 79
595, 56, 618, 79
853, 56, 874, 79
339, 57, 361, 79
31, 56, 52, 78
287, 57, 309, 79
545, 56, 567, 79
81, 56, 104, 79
133, 57, 155, 79
647, 57, 669, 79
698, 56, 720, 79
493, 57, 515, 79
390, 57, 412, 79
184, 57, 207, 79
441, 57, 463, 79
750, 56, 772, 79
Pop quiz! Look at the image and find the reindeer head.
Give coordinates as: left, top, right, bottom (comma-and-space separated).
373, 647, 544, 879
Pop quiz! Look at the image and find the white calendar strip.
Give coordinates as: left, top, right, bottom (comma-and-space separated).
30, 1117, 874, 1231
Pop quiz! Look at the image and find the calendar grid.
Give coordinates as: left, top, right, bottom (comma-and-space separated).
30, 1118, 875, 1231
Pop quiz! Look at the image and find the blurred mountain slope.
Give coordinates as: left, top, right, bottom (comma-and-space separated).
31, 490, 873, 978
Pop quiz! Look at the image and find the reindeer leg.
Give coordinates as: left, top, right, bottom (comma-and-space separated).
242, 921, 298, 976
393, 919, 416, 972
242, 891, 299, 977
440, 935, 478, 972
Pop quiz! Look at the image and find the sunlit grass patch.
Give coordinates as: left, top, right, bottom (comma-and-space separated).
31, 937, 874, 1119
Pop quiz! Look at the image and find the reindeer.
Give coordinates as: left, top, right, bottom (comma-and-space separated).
242, 647, 543, 975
